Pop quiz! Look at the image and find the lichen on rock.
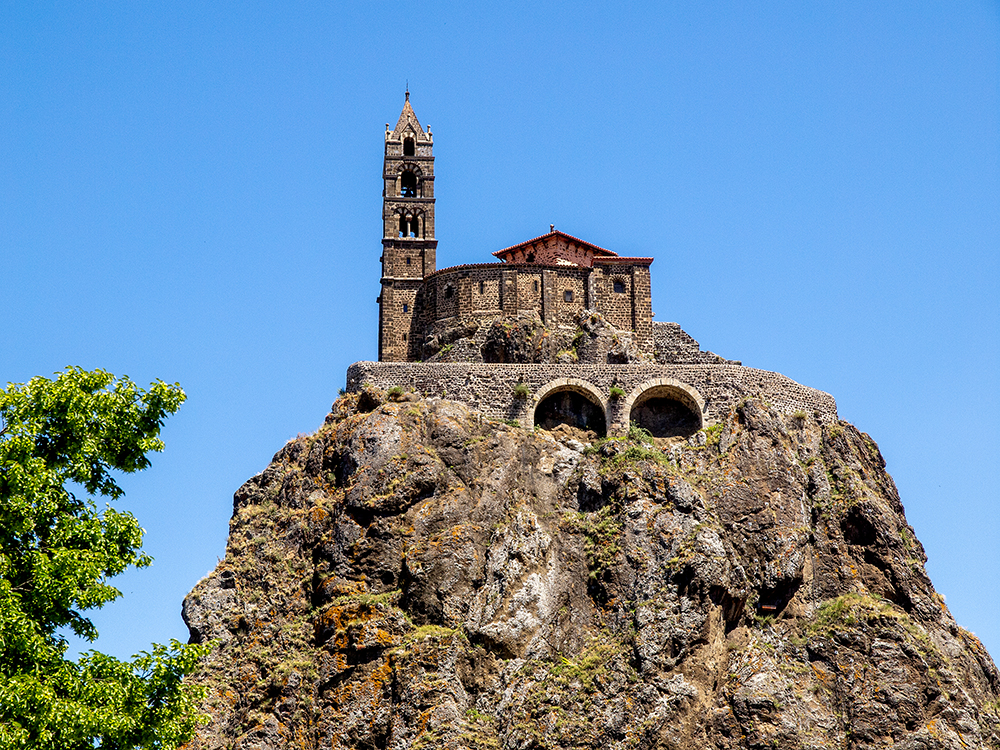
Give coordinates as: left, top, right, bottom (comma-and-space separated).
182, 391, 1000, 749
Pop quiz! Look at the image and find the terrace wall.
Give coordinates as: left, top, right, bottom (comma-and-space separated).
346, 361, 837, 435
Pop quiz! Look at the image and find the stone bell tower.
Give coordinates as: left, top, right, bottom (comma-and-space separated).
378, 91, 437, 362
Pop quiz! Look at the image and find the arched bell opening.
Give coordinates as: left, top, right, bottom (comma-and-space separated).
400, 170, 418, 197
398, 213, 421, 238
533, 382, 607, 437
627, 383, 703, 438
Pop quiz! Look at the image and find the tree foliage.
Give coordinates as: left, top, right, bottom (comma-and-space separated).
0, 367, 209, 750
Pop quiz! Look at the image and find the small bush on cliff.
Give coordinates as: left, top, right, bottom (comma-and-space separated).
549, 636, 621, 691
0, 368, 208, 750
702, 423, 723, 447
609, 444, 671, 470
584, 422, 672, 471
807, 592, 934, 657
626, 422, 654, 443
608, 385, 625, 400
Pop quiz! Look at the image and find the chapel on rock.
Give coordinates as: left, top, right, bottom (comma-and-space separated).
351, 94, 837, 438
378, 93, 657, 364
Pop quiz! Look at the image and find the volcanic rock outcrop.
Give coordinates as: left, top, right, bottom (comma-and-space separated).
182, 391, 1000, 749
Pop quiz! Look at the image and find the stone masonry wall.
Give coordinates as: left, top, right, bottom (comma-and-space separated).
628, 265, 653, 355
515, 270, 542, 313
346, 361, 838, 434
653, 321, 739, 365
380, 242, 433, 279
411, 262, 654, 359
378, 278, 423, 363
593, 266, 633, 331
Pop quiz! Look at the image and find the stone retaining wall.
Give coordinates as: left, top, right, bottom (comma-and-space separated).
345, 361, 838, 434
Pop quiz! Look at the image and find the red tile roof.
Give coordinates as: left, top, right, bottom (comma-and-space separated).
492, 230, 618, 259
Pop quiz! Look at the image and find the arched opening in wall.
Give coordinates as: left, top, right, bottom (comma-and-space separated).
403, 137, 415, 156
401, 171, 417, 197
629, 386, 701, 438
613, 279, 626, 294
534, 388, 606, 437
398, 214, 418, 238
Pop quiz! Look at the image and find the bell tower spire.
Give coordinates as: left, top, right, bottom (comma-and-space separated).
378, 92, 436, 362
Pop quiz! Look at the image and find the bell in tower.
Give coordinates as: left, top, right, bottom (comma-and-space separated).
378, 91, 437, 362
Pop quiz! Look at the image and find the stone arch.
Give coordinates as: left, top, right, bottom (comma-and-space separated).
395, 162, 423, 176
624, 378, 704, 437
531, 378, 608, 436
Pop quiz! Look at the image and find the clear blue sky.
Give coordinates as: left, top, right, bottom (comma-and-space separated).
3, 2, 998, 659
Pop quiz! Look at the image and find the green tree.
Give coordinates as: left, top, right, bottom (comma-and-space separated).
0, 367, 209, 750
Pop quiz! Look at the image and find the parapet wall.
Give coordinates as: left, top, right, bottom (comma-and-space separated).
346, 361, 838, 434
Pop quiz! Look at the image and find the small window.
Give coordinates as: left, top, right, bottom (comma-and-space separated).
444, 285, 454, 299
403, 137, 415, 156
406, 257, 411, 265
613, 279, 625, 294
402, 303, 408, 313
533, 280, 539, 292
479, 281, 485, 294
403, 333, 407, 341
564, 290, 574, 302
527, 253, 535, 263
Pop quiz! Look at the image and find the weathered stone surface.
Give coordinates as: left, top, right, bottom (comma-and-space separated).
183, 393, 1000, 750
423, 312, 737, 369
